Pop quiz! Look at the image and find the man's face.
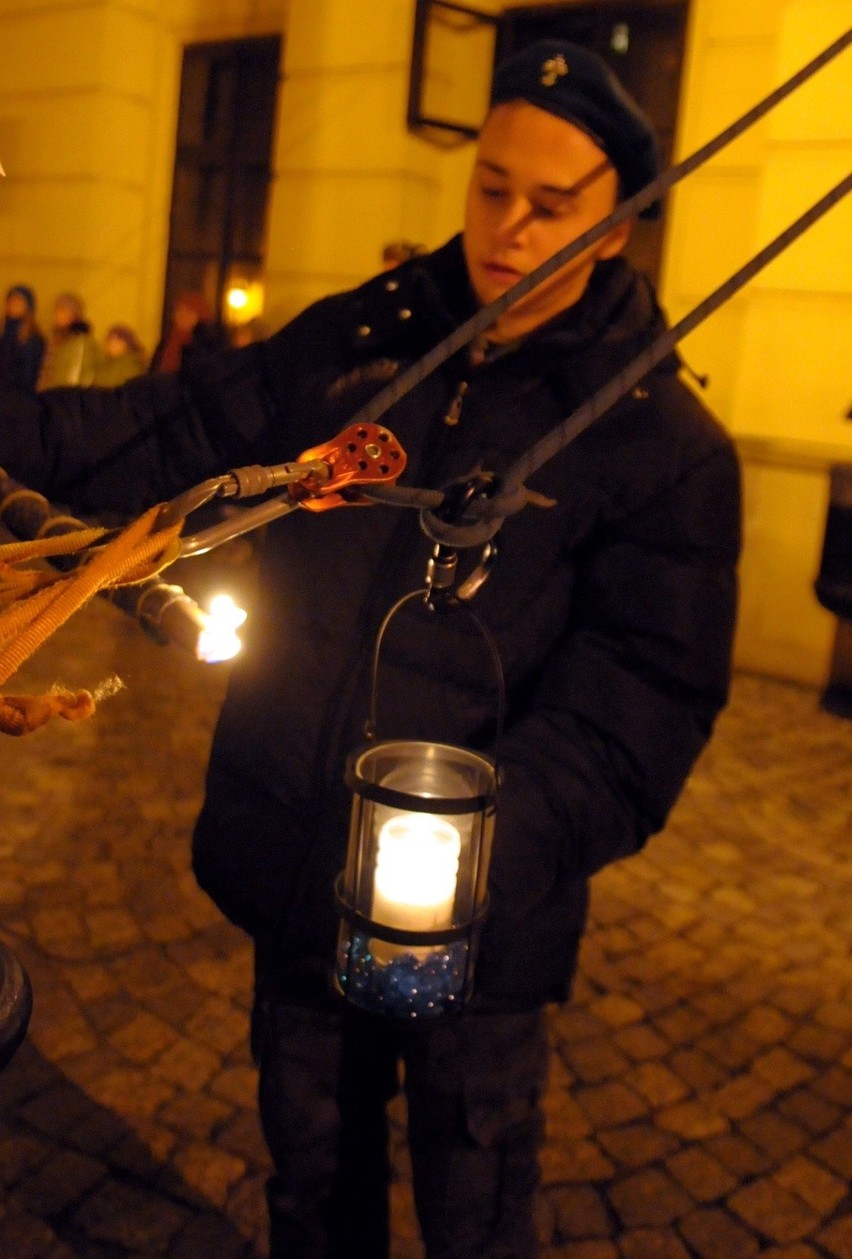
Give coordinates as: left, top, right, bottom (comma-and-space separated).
463, 101, 631, 341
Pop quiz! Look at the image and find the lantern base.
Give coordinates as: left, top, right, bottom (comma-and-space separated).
335, 929, 471, 1018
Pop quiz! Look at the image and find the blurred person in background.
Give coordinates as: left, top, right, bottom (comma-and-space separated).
93, 324, 147, 386
38, 292, 98, 388
0, 285, 46, 390
149, 290, 229, 373
381, 239, 428, 270
229, 317, 267, 349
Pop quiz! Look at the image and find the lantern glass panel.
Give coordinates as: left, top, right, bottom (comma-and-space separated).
336, 740, 496, 1017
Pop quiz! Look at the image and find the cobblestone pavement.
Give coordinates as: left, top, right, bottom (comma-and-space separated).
0, 556, 850, 1258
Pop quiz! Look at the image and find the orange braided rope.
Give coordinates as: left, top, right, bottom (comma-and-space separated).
0, 505, 184, 735
0, 525, 109, 566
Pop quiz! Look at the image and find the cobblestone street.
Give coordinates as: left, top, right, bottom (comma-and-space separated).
1, 558, 850, 1258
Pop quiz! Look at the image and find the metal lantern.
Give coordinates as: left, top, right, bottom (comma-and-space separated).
334, 586, 503, 1018
335, 739, 497, 1017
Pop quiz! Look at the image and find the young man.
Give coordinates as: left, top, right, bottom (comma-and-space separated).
0, 40, 740, 1259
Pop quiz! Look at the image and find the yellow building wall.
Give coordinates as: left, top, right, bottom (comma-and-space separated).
659, 0, 852, 687
0, 0, 286, 354
262, 0, 500, 328
0, 0, 488, 345
1, 0, 166, 350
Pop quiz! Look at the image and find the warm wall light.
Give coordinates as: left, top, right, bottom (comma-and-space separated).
224, 279, 264, 324
226, 286, 249, 312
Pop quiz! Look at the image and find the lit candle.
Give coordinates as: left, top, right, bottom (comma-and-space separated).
371, 813, 461, 962
196, 594, 247, 663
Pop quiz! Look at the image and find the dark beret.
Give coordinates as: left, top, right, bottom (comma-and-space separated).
489, 39, 661, 219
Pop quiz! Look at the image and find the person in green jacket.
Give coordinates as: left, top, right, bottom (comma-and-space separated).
92, 324, 147, 386
37, 292, 99, 388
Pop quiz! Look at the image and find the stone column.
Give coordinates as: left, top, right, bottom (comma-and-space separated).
263, 0, 495, 327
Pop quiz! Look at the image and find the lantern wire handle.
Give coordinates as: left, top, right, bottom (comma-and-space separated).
364, 588, 506, 769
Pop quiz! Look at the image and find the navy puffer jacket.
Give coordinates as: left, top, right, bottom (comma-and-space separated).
0, 237, 741, 1007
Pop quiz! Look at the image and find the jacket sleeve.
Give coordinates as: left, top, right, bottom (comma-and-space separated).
0, 344, 274, 516
491, 435, 741, 891
0, 293, 350, 518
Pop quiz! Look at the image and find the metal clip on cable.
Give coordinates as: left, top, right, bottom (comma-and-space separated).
423, 473, 500, 608
161, 422, 408, 557
456, 541, 498, 602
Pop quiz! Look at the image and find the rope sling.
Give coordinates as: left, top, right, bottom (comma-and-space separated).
0, 487, 184, 734
0, 28, 848, 734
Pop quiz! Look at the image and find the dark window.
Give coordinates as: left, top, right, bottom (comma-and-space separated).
162, 35, 281, 333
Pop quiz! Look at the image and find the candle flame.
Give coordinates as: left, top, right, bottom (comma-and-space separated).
196, 593, 247, 663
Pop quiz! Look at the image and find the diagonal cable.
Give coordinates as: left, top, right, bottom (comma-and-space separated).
499, 173, 852, 498
364, 171, 851, 547
350, 28, 851, 432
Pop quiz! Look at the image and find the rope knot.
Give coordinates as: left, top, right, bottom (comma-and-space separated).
419, 475, 555, 549
0, 687, 96, 736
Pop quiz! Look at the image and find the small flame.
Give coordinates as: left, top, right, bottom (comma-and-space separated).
196, 593, 247, 663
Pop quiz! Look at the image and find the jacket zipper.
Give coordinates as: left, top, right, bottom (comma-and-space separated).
443, 380, 469, 426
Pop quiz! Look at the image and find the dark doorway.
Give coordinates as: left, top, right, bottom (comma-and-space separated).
162, 35, 281, 336
497, 2, 689, 282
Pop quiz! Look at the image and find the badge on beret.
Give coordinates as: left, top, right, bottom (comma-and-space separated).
540, 54, 568, 87
491, 39, 661, 218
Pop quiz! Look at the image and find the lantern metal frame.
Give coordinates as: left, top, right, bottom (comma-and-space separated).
334, 589, 504, 1018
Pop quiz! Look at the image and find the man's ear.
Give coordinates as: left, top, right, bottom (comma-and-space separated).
598, 217, 634, 259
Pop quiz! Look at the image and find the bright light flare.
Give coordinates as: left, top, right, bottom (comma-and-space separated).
226, 286, 249, 312
224, 279, 263, 324
196, 593, 247, 663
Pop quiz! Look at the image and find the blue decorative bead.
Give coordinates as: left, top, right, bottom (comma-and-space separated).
336, 932, 470, 1017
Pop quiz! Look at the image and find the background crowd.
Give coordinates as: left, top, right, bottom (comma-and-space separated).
0, 240, 424, 395
0, 283, 255, 392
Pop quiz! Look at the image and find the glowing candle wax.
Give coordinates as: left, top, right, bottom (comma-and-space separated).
371, 813, 461, 962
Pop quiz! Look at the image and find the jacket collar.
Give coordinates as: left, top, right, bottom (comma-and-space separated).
353, 234, 675, 406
